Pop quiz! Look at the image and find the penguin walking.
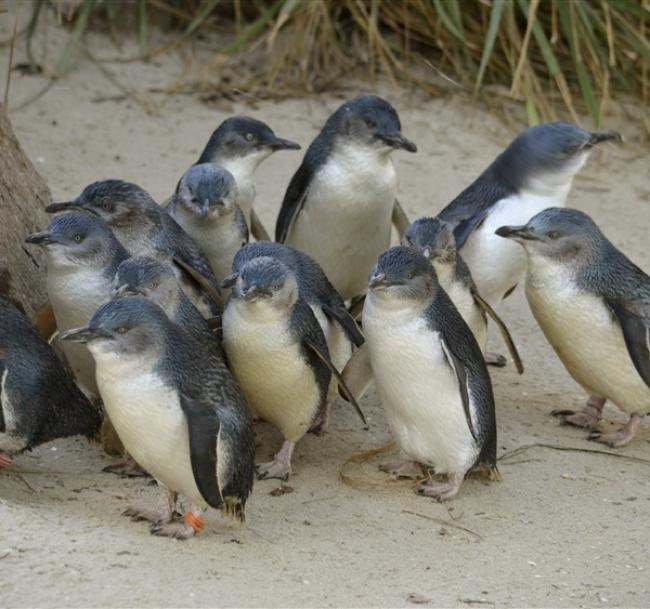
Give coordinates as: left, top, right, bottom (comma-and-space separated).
275, 95, 416, 302
497, 207, 650, 447
25, 211, 129, 397
169, 164, 248, 285
61, 297, 255, 538
402, 216, 523, 372
195, 116, 300, 240
46, 180, 222, 317
0, 298, 101, 468
437, 123, 621, 308
363, 246, 499, 500
222, 256, 365, 480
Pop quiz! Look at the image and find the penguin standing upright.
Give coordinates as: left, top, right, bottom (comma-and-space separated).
363, 246, 499, 500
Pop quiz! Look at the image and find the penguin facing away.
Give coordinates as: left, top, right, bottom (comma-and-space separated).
275, 95, 417, 301
497, 207, 650, 447
363, 246, 499, 500
402, 216, 523, 373
46, 180, 223, 317
222, 256, 365, 480
61, 297, 255, 538
437, 123, 621, 308
0, 298, 102, 468
169, 163, 248, 286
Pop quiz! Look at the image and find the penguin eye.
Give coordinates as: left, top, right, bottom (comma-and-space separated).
115, 326, 129, 334
245, 133, 254, 142
73, 234, 83, 243
365, 119, 377, 129
149, 282, 159, 290
546, 230, 560, 240
406, 272, 415, 280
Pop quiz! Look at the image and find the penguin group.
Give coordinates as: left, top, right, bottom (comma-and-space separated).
3, 93, 646, 539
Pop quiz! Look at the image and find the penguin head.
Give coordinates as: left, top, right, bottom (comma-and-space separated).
499, 123, 621, 192
402, 217, 457, 264
496, 207, 603, 262
25, 211, 119, 268
334, 95, 417, 154
174, 164, 239, 220
226, 256, 298, 309
369, 246, 436, 301
198, 116, 300, 167
46, 180, 157, 226
113, 257, 180, 313
60, 296, 169, 361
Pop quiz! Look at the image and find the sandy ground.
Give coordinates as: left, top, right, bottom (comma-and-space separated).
1, 16, 650, 609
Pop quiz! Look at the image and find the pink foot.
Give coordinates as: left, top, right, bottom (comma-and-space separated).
484, 352, 507, 368
0, 451, 14, 468
123, 485, 177, 524
103, 456, 149, 478
588, 414, 644, 448
257, 440, 295, 481
416, 472, 464, 501
379, 459, 424, 479
151, 511, 204, 539
552, 396, 605, 430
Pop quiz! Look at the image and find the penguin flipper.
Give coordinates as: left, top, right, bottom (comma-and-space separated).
179, 392, 223, 510
250, 209, 270, 242
392, 199, 410, 238
322, 303, 365, 348
472, 291, 524, 374
438, 336, 479, 443
34, 303, 58, 341
275, 161, 312, 243
340, 342, 374, 403
453, 208, 491, 250
173, 257, 223, 309
302, 336, 367, 428
607, 299, 650, 389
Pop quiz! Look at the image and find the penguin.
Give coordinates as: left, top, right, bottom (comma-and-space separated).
222, 256, 365, 480
168, 163, 248, 285
225, 241, 363, 421
60, 297, 255, 538
437, 123, 621, 308
25, 211, 129, 397
46, 180, 222, 317
363, 246, 499, 500
196, 116, 300, 240
275, 95, 417, 301
0, 297, 101, 468
496, 207, 650, 448
402, 216, 523, 373
112, 256, 222, 352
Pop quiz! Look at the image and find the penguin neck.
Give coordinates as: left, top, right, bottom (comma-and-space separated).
228, 296, 291, 325
520, 154, 588, 203
332, 140, 394, 174
366, 289, 431, 319
216, 152, 269, 185
431, 259, 457, 290
525, 251, 580, 291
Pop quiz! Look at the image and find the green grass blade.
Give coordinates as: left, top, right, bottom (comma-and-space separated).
218, 0, 285, 56
182, 0, 221, 39
516, 0, 560, 75
432, 0, 465, 42
139, 0, 148, 57
475, 0, 505, 91
55, 0, 95, 77
576, 61, 600, 126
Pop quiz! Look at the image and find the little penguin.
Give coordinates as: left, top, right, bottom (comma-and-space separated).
0, 297, 102, 468
275, 95, 417, 301
222, 256, 365, 480
225, 241, 363, 418
402, 216, 523, 373
46, 180, 222, 317
169, 163, 248, 285
196, 116, 300, 240
113, 256, 222, 353
60, 297, 255, 538
363, 246, 499, 500
437, 123, 621, 308
496, 207, 650, 448
25, 211, 129, 397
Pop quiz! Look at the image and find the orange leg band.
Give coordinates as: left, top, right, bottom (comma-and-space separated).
184, 513, 205, 534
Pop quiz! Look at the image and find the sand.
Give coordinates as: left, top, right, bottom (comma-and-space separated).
1, 17, 649, 609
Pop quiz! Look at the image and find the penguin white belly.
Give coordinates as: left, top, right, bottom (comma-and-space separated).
461, 192, 565, 307
286, 150, 396, 301
363, 298, 479, 474
0, 369, 29, 453
95, 361, 206, 506
219, 160, 254, 225
48, 269, 108, 396
444, 280, 487, 353
526, 261, 650, 416
222, 304, 321, 441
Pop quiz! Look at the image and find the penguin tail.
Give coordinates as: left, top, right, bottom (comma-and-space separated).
222, 496, 246, 525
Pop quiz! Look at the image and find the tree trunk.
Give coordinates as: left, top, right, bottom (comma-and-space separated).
0, 102, 51, 318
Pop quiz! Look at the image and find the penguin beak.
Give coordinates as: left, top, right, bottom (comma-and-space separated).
369, 272, 388, 289
113, 284, 138, 298
59, 327, 108, 344
221, 273, 239, 290
25, 231, 56, 246
587, 130, 622, 147
46, 201, 80, 213
380, 133, 417, 153
200, 199, 211, 218
495, 225, 539, 241
267, 136, 301, 151
241, 285, 265, 301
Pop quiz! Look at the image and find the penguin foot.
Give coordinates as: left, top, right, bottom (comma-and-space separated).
257, 440, 295, 481
150, 519, 197, 540
103, 458, 149, 478
379, 459, 424, 479
123, 485, 177, 524
0, 451, 14, 468
484, 352, 507, 368
552, 396, 605, 430
123, 506, 173, 524
588, 414, 643, 448
416, 472, 463, 501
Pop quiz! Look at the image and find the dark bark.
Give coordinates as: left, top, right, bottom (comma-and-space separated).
0, 102, 50, 318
